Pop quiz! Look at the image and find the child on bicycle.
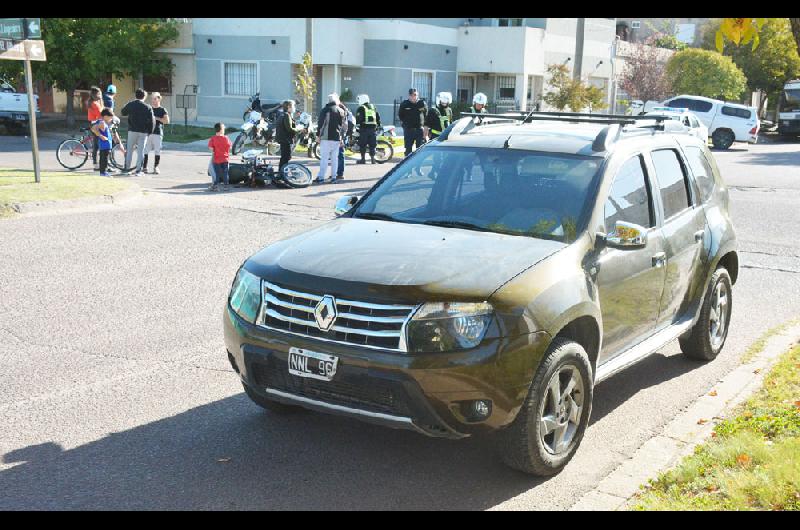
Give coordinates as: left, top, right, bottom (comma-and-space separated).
91, 109, 122, 177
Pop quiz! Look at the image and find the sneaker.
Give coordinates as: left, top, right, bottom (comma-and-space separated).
135, 171, 145, 177
154, 167, 160, 175
100, 171, 110, 177
371, 159, 377, 164
208, 184, 217, 191
356, 159, 366, 165
142, 167, 149, 174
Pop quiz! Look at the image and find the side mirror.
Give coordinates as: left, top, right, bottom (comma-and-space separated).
602, 221, 647, 249
334, 195, 360, 216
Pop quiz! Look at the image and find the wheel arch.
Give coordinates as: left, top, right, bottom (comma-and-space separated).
550, 314, 602, 373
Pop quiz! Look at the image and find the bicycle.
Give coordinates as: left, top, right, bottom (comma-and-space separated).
56, 121, 126, 171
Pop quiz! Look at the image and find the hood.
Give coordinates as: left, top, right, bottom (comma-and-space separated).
244, 218, 566, 303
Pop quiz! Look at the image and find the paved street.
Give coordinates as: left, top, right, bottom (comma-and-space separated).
1, 134, 799, 510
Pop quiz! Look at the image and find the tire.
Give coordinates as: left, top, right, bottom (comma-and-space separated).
374, 140, 394, 163
711, 129, 735, 150
109, 143, 126, 170
493, 338, 593, 476
281, 162, 313, 188
56, 138, 89, 170
242, 382, 304, 414
312, 142, 321, 160
232, 132, 247, 155
679, 267, 732, 361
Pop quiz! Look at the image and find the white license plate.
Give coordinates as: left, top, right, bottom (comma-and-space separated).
287, 347, 338, 381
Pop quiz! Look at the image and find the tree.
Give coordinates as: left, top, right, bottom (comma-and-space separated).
619, 38, 673, 104
293, 52, 316, 115
791, 18, 800, 56
713, 18, 800, 58
542, 64, 607, 112
702, 18, 800, 115
665, 49, 747, 101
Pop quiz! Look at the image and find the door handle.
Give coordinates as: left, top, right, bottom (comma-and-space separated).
652, 252, 666, 268
694, 230, 704, 243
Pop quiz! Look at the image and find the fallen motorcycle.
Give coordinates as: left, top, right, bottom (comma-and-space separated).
226, 149, 313, 188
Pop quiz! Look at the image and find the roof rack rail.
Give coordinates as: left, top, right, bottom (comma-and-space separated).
461, 111, 667, 126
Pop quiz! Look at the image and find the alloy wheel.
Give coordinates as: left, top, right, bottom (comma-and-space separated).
709, 280, 729, 349
539, 364, 585, 455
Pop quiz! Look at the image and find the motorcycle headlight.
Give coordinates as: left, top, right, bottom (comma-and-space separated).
229, 267, 262, 324
407, 302, 493, 353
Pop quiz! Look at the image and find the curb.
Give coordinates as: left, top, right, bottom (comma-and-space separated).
9, 183, 142, 215
568, 322, 800, 511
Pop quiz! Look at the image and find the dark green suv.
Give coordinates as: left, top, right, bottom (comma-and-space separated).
224, 112, 738, 475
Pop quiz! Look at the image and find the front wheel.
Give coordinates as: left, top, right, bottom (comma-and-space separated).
712, 129, 735, 150
679, 267, 732, 361
56, 138, 89, 170
310, 142, 321, 160
231, 132, 247, 155
281, 163, 313, 188
492, 338, 593, 476
374, 140, 394, 163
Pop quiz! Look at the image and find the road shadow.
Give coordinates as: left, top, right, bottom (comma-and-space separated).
0, 393, 546, 510
733, 150, 800, 167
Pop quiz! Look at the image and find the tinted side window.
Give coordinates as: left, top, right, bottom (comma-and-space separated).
604, 156, 654, 231
668, 98, 690, 109
691, 100, 713, 113
684, 146, 715, 202
721, 106, 751, 119
652, 149, 691, 218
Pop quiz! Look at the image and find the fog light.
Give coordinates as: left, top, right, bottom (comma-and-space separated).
472, 400, 491, 419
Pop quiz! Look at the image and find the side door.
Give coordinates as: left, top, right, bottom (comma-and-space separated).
596, 154, 667, 362
646, 147, 709, 329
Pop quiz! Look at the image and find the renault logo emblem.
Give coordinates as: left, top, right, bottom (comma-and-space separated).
314, 295, 337, 331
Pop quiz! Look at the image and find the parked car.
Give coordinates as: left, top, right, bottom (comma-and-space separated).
661, 95, 759, 149
224, 112, 738, 476
644, 107, 709, 143
0, 79, 39, 135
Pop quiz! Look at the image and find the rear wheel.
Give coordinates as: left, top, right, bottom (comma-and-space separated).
243, 382, 304, 414
679, 267, 732, 361
232, 132, 247, 155
712, 129, 735, 150
493, 338, 593, 475
374, 140, 394, 163
56, 138, 89, 170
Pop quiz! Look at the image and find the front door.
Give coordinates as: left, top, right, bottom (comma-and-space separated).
597, 155, 667, 363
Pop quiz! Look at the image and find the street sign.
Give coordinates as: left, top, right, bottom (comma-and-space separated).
0, 39, 46, 61
0, 18, 40, 40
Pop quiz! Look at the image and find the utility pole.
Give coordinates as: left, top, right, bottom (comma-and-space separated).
573, 18, 585, 81
610, 35, 619, 114
23, 53, 40, 183
305, 18, 313, 114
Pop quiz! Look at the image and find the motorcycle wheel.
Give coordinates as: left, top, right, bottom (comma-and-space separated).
312, 142, 321, 160
281, 163, 313, 188
232, 133, 247, 155
374, 140, 394, 163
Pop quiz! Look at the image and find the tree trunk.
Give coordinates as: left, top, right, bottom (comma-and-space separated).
791, 18, 800, 58
65, 88, 75, 128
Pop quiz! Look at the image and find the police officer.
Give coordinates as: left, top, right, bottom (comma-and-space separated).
425, 92, 453, 141
397, 88, 427, 156
355, 94, 381, 164
470, 92, 488, 114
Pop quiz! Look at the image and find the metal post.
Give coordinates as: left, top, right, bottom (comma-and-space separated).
23, 56, 40, 183
573, 18, 585, 81
610, 36, 619, 115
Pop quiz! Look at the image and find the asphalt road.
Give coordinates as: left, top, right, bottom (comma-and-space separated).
1, 133, 799, 510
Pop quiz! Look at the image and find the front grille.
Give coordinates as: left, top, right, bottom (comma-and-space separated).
259, 280, 417, 351
252, 360, 411, 416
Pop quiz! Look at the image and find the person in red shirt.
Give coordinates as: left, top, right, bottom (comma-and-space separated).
87, 86, 105, 171
207, 122, 232, 191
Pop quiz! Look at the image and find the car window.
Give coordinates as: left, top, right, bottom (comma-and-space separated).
683, 146, 715, 202
690, 116, 700, 128
721, 106, 752, 119
667, 98, 689, 109
690, 100, 713, 113
651, 149, 691, 219
604, 155, 654, 231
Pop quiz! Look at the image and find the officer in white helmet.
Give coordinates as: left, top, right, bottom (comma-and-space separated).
355, 94, 381, 164
471, 92, 488, 114
425, 91, 453, 141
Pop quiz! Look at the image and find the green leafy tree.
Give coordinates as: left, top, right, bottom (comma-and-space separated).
293, 52, 316, 115
665, 48, 748, 100
542, 64, 608, 112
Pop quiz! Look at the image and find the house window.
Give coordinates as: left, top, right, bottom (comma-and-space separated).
224, 62, 258, 97
497, 76, 515, 101
412, 71, 434, 104
498, 18, 523, 27
144, 72, 172, 95
457, 75, 475, 104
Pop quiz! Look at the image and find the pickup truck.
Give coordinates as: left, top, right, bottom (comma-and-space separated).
662, 94, 759, 150
0, 83, 40, 134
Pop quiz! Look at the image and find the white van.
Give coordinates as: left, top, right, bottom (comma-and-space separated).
661, 95, 759, 149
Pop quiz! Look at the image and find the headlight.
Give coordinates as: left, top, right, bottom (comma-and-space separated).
229, 267, 262, 324
407, 302, 494, 353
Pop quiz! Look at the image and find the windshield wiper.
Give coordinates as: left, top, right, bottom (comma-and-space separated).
355, 212, 400, 222
421, 220, 491, 232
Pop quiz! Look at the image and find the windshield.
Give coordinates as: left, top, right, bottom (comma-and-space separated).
783, 88, 800, 108
353, 146, 603, 243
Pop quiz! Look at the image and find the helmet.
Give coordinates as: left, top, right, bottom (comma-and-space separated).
106, 84, 117, 94
436, 92, 453, 106
356, 94, 370, 105
473, 92, 487, 106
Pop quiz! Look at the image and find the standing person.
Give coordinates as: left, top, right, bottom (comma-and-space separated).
91, 109, 117, 177
275, 99, 305, 174
142, 92, 169, 174
470, 92, 488, 114
355, 93, 381, 164
207, 122, 232, 191
87, 86, 104, 171
398, 88, 427, 156
120, 88, 155, 176
316, 93, 346, 184
426, 92, 453, 141
103, 84, 117, 110
336, 102, 354, 180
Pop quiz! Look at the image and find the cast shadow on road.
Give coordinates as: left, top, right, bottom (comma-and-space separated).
733, 150, 800, 167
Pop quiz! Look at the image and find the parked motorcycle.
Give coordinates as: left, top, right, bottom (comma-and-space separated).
232, 109, 271, 155
306, 124, 395, 163
230, 148, 313, 188
241, 92, 281, 123
293, 112, 318, 158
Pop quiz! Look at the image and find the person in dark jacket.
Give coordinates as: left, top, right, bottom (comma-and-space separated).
275, 99, 305, 173
121, 88, 155, 176
355, 93, 381, 164
316, 93, 347, 183
398, 88, 427, 156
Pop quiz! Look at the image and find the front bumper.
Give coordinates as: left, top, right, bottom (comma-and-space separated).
224, 307, 550, 438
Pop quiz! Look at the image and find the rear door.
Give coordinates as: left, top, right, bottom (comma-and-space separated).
646, 147, 709, 329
